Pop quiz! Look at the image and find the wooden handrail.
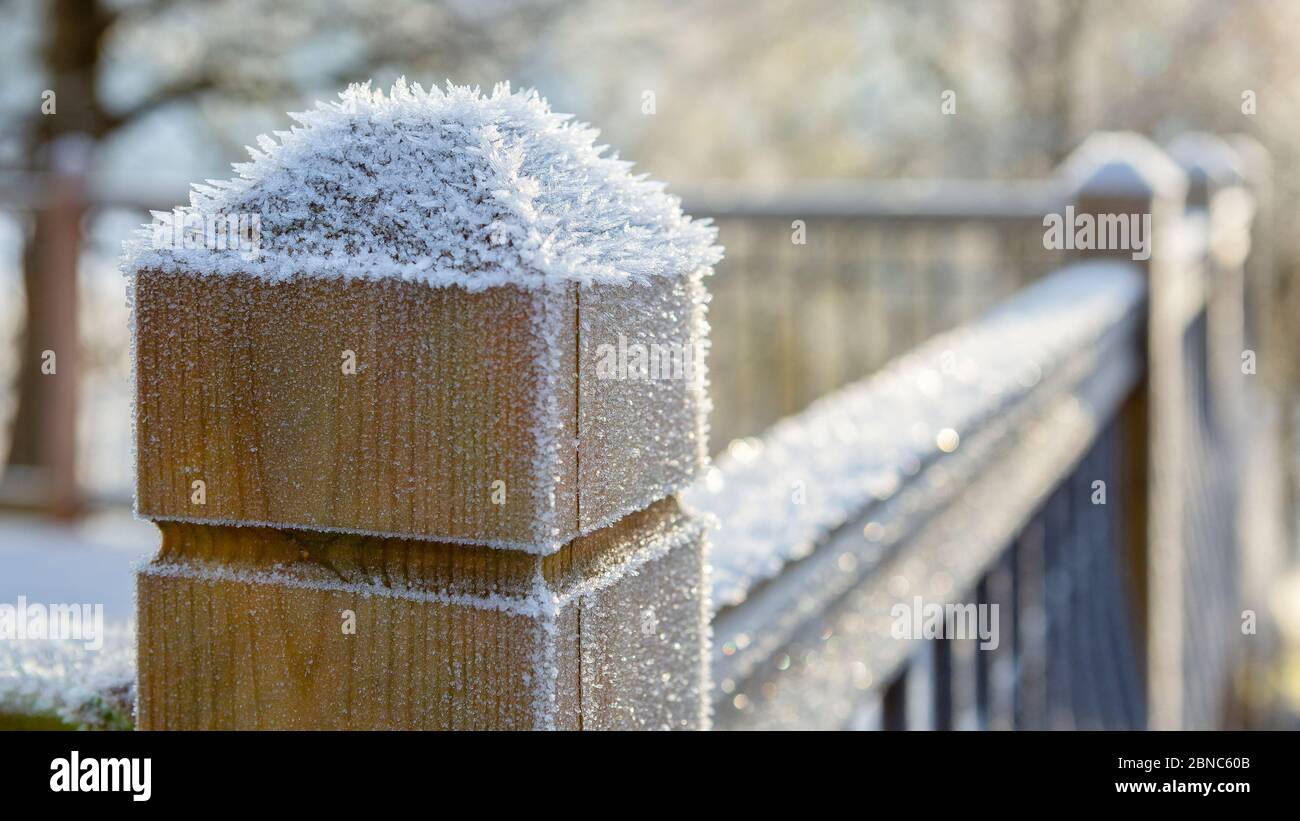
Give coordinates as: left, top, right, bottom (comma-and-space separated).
688, 261, 1147, 727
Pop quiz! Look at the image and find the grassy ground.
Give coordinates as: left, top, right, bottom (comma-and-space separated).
0, 712, 79, 730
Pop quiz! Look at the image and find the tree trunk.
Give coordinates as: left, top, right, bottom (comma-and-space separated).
2, 0, 110, 515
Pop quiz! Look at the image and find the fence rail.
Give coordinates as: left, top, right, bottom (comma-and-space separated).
687, 261, 1147, 728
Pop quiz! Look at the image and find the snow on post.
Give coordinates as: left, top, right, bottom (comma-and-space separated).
128, 81, 720, 729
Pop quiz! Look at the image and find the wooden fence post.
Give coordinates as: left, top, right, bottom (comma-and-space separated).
1062, 133, 1189, 729
130, 83, 717, 729
1226, 135, 1273, 370
1167, 134, 1252, 449
1167, 134, 1257, 728
1222, 135, 1287, 624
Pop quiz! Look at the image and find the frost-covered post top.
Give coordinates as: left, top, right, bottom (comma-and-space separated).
126, 80, 722, 289
1062, 132, 1188, 272
132, 81, 715, 729
131, 80, 719, 552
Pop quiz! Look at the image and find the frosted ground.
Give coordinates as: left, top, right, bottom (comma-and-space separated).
0, 510, 147, 728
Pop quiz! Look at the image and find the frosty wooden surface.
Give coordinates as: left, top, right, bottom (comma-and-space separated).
136, 497, 708, 730
576, 277, 709, 528
133, 270, 705, 551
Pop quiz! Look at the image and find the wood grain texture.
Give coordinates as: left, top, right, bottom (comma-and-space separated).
136, 497, 708, 729
134, 271, 575, 548
134, 270, 704, 549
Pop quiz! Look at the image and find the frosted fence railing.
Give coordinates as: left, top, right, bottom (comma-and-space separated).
681, 261, 1148, 722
